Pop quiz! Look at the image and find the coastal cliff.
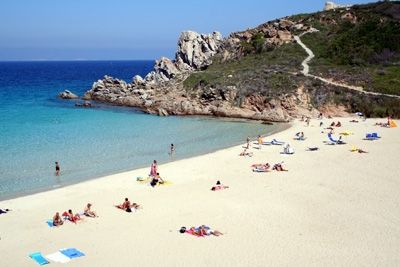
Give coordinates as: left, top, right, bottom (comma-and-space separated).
83, 1, 400, 121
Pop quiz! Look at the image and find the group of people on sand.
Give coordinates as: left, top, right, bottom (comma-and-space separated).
330, 121, 342, 127
52, 203, 97, 226
116, 197, 140, 212
149, 160, 166, 187
252, 162, 288, 172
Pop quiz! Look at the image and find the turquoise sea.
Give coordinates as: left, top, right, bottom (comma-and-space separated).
0, 61, 287, 200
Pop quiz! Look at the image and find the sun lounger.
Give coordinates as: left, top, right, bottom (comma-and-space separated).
29, 252, 49, 265
60, 248, 85, 259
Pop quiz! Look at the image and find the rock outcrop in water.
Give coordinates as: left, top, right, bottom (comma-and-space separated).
59, 90, 79, 99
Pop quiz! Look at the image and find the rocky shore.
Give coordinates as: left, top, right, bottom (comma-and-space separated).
81, 19, 321, 122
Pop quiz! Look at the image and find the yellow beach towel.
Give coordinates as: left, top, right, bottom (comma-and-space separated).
350, 145, 358, 152
340, 131, 353, 136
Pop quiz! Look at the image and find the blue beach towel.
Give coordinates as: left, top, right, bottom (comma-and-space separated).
46, 220, 53, 227
60, 248, 85, 259
29, 252, 49, 265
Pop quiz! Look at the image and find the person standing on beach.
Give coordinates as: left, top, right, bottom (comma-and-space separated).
55, 161, 60, 176
150, 160, 157, 177
246, 136, 250, 149
257, 135, 263, 149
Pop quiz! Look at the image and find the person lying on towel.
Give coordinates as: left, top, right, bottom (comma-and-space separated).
211, 180, 229, 191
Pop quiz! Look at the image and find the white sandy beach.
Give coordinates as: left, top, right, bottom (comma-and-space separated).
0, 117, 399, 267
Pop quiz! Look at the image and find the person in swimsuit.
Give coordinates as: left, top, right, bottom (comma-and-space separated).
170, 144, 175, 156
150, 160, 157, 177
63, 209, 80, 223
84, 203, 97, 217
55, 162, 60, 176
53, 212, 64, 226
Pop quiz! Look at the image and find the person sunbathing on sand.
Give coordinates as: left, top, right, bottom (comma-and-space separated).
116, 198, 140, 212
272, 162, 288, 171
252, 163, 271, 172
52, 212, 64, 226
84, 203, 97, 217
62, 209, 81, 223
211, 180, 229, 191
336, 121, 342, 127
182, 225, 223, 237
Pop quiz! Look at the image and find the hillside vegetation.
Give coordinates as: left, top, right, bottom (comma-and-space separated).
183, 1, 400, 117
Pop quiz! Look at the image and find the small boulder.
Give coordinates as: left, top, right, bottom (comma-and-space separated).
59, 90, 78, 99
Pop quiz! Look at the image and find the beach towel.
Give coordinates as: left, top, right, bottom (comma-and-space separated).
60, 248, 85, 259
45, 252, 71, 263
29, 252, 49, 265
185, 228, 204, 237
252, 168, 270, 172
46, 220, 53, 227
340, 131, 353, 136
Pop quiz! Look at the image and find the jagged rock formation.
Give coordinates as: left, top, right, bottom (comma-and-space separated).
133, 31, 223, 86
59, 90, 78, 99
84, 19, 313, 122
82, 1, 400, 121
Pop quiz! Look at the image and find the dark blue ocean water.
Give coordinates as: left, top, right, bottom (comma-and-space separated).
0, 61, 285, 200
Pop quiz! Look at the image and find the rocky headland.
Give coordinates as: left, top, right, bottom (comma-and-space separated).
82, 1, 400, 121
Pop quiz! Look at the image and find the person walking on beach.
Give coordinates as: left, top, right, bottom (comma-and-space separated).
246, 136, 250, 149
55, 161, 60, 176
257, 135, 263, 149
150, 160, 157, 177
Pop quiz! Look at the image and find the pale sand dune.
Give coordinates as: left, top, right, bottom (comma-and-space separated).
1, 118, 399, 266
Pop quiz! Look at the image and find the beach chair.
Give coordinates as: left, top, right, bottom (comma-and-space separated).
327, 133, 346, 145
364, 133, 379, 141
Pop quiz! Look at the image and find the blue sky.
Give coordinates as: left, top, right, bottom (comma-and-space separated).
0, 0, 374, 60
